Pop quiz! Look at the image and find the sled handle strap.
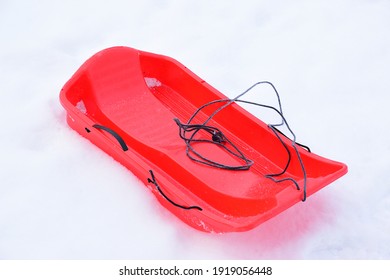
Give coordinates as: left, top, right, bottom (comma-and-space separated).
92, 124, 128, 151
147, 170, 202, 211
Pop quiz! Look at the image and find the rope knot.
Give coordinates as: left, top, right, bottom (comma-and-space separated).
212, 130, 225, 143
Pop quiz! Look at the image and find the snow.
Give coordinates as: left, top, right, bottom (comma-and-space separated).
145, 77, 162, 88
1, 0, 389, 259
76, 100, 87, 114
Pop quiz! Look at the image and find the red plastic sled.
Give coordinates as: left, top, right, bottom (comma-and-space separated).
60, 46, 347, 233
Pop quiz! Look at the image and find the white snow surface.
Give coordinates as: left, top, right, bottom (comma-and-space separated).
1, 0, 389, 259
144, 77, 162, 88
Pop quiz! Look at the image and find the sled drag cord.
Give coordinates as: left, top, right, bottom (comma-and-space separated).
174, 81, 310, 202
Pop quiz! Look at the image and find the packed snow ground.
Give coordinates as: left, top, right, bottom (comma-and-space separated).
1, 0, 389, 259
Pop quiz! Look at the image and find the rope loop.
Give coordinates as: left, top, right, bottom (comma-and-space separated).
174, 81, 310, 201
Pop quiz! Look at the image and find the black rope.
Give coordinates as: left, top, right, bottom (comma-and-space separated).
147, 170, 202, 211
174, 81, 310, 201
174, 118, 254, 170
272, 126, 311, 152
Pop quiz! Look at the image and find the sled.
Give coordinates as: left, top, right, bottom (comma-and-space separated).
60, 46, 347, 232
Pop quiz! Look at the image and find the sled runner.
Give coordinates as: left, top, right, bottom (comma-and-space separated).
60, 46, 347, 232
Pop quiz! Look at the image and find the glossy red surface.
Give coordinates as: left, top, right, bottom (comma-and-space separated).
60, 47, 347, 232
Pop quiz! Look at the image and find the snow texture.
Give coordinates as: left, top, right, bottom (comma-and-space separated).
145, 77, 162, 88
0, 0, 389, 259
76, 100, 87, 114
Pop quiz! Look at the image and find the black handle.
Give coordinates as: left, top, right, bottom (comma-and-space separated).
92, 124, 128, 151
147, 170, 202, 211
